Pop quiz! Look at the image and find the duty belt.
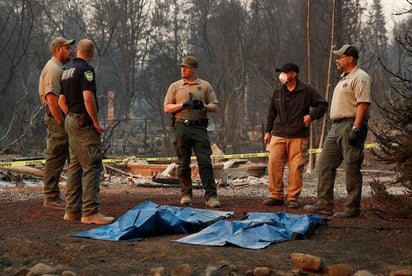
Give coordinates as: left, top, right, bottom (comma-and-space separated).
332, 118, 355, 124
177, 118, 208, 127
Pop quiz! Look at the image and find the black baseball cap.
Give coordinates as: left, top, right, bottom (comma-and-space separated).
275, 63, 300, 74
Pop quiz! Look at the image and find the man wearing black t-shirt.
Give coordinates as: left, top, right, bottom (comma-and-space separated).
59, 39, 115, 225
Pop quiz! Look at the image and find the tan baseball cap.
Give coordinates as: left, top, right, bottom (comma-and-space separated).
50, 36, 75, 53
332, 45, 359, 59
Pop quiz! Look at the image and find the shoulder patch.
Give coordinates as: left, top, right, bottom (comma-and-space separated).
84, 71, 94, 82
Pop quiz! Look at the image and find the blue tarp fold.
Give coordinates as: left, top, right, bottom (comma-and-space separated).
72, 201, 326, 249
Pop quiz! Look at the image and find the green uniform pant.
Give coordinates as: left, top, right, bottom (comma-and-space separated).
317, 120, 368, 212
65, 113, 102, 216
43, 113, 68, 200
173, 122, 217, 199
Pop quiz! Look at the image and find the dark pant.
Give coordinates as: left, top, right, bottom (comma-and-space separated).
173, 122, 217, 199
65, 113, 102, 216
317, 120, 368, 212
43, 113, 68, 200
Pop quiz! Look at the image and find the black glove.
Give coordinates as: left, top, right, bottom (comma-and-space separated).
348, 127, 362, 147
182, 93, 193, 109
182, 99, 193, 109
192, 100, 204, 110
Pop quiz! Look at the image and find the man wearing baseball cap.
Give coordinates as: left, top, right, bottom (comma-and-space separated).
164, 56, 221, 208
263, 62, 328, 209
305, 45, 372, 218
38, 36, 75, 209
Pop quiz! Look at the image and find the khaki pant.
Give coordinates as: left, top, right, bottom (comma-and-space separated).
43, 113, 68, 200
65, 113, 102, 216
267, 136, 308, 202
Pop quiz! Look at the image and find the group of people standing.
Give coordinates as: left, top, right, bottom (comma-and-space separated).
263, 45, 372, 218
38, 35, 371, 226
39, 37, 114, 225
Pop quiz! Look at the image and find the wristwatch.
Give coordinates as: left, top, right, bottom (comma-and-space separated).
352, 126, 360, 131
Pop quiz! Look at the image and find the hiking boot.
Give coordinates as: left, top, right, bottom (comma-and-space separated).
333, 210, 360, 218
81, 213, 115, 225
205, 197, 221, 208
63, 212, 81, 221
262, 198, 284, 206
304, 203, 333, 215
286, 200, 300, 209
43, 198, 65, 209
180, 195, 192, 205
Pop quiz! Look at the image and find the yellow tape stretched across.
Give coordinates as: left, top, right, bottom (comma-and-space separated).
0, 143, 380, 168
0, 159, 45, 168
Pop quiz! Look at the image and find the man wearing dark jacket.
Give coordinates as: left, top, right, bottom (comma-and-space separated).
263, 63, 328, 208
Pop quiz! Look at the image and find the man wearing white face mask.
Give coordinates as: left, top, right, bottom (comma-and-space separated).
263, 63, 328, 208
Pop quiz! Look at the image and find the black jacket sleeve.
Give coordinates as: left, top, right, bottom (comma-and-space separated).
265, 89, 278, 133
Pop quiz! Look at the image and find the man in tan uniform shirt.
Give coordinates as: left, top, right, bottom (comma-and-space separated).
305, 45, 372, 218
38, 37, 74, 209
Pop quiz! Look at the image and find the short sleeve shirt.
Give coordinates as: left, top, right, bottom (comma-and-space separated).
60, 58, 97, 114
164, 77, 219, 121
329, 66, 372, 121
38, 57, 65, 106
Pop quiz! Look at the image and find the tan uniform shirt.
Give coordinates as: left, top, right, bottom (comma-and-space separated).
164, 77, 219, 121
329, 65, 372, 121
38, 56, 64, 106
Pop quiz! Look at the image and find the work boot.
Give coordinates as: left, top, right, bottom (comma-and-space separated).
180, 195, 192, 205
81, 213, 115, 225
333, 210, 360, 218
263, 198, 284, 206
205, 197, 221, 208
286, 200, 300, 209
43, 198, 65, 209
304, 203, 333, 215
63, 212, 81, 221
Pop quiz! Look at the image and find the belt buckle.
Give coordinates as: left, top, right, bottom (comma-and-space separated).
183, 119, 190, 126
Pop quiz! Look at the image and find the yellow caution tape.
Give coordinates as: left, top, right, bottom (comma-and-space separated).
365, 143, 379, 149
0, 159, 45, 168
0, 143, 381, 167
308, 148, 323, 154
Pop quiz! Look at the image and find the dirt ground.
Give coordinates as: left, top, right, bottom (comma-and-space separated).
1, 180, 411, 275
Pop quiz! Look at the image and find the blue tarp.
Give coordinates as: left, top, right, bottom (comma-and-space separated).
71, 201, 234, 241
174, 212, 326, 249
72, 201, 326, 249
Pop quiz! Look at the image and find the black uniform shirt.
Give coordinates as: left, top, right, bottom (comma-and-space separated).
61, 58, 97, 115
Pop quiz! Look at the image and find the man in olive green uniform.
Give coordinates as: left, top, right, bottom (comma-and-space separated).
38, 37, 74, 209
304, 45, 372, 218
164, 56, 221, 208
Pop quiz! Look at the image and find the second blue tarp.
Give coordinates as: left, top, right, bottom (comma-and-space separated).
174, 212, 326, 249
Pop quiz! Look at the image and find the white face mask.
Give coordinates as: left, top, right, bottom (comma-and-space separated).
279, 72, 288, 84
